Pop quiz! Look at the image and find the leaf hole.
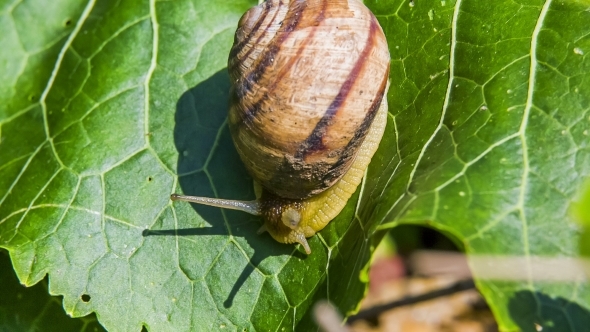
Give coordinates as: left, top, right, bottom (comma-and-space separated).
81, 294, 91, 302
28, 94, 36, 101
64, 18, 73, 27
147, 176, 153, 182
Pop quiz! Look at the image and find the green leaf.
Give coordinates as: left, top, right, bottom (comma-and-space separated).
368, 0, 590, 330
1, 0, 590, 331
572, 179, 590, 225
0, 249, 106, 332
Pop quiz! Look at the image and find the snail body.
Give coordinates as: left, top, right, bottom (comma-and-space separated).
172, 0, 390, 254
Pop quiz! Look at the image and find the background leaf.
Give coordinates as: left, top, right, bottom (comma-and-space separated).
0, 250, 105, 332
1, 0, 590, 331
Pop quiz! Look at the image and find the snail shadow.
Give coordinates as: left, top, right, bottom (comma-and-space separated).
144, 69, 305, 309
507, 290, 590, 331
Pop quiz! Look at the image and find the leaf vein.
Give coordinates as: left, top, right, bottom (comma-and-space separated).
144, 0, 159, 148
404, 0, 462, 195
517, 0, 552, 285
39, 0, 97, 169
0, 142, 50, 210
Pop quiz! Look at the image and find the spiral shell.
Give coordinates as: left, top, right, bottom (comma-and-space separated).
228, 0, 390, 199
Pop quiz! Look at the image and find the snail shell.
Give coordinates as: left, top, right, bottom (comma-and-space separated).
172, 0, 390, 254
228, 0, 390, 199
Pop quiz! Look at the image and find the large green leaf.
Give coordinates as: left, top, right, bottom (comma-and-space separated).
1, 0, 589, 331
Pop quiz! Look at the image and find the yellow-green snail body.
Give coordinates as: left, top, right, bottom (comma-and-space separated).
172, 0, 390, 254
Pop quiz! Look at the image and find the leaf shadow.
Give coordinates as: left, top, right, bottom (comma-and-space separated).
143, 69, 305, 309
508, 290, 590, 331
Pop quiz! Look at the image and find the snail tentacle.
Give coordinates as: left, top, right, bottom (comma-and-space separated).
170, 194, 260, 216
295, 232, 311, 255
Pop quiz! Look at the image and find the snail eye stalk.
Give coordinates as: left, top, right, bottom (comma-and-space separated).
281, 208, 302, 230
170, 194, 260, 216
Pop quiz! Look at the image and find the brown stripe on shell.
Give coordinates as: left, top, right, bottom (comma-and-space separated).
322, 63, 389, 177
228, 1, 271, 59
295, 17, 381, 159
265, 1, 327, 92
233, 1, 329, 126
228, 1, 280, 74
232, 0, 307, 107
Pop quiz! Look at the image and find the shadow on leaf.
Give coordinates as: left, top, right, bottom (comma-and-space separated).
143, 69, 305, 308
508, 290, 590, 332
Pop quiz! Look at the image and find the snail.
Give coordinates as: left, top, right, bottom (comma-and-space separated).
171, 0, 390, 254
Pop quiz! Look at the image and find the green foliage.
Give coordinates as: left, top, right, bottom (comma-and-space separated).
1, 0, 589, 331
572, 180, 590, 256
0, 250, 105, 332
